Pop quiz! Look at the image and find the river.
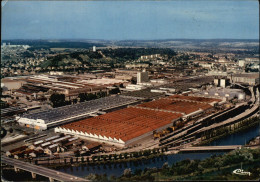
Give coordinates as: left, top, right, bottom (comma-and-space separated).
55, 152, 223, 178
56, 123, 260, 178
208, 122, 260, 146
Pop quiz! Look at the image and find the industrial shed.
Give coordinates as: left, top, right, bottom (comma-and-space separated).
55, 107, 182, 146
54, 95, 221, 146
137, 95, 220, 115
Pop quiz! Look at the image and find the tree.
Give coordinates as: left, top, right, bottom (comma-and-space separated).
92, 156, 96, 161
134, 169, 142, 176
78, 93, 98, 102
87, 93, 97, 100
72, 99, 78, 104
109, 87, 121, 95
49, 93, 66, 108
9, 128, 13, 133
123, 168, 132, 178
78, 93, 87, 102
86, 173, 96, 181
96, 92, 106, 98
0, 100, 9, 109
124, 153, 128, 159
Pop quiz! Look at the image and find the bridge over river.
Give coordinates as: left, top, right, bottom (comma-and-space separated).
1, 156, 89, 182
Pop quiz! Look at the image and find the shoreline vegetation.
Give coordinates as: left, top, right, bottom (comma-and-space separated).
43, 150, 167, 168
82, 148, 260, 181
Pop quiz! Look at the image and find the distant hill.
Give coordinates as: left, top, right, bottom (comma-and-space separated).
1, 40, 105, 50
2, 39, 258, 50
40, 48, 177, 69
112, 39, 259, 49
2, 38, 258, 53
40, 51, 103, 69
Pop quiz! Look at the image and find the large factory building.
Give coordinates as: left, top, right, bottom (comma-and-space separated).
54, 95, 221, 147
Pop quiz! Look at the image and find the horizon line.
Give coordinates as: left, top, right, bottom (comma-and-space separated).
2, 38, 260, 41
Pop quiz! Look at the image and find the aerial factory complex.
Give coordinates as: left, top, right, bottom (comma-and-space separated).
1, 0, 260, 180
1, 39, 259, 181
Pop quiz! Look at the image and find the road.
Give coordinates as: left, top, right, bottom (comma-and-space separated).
2, 156, 89, 181
197, 102, 259, 133
178, 145, 242, 152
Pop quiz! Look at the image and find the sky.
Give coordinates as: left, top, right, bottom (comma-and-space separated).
1, 0, 259, 40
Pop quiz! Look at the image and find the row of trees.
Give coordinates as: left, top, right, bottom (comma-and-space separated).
90, 147, 168, 164
49, 87, 121, 107
49, 94, 70, 108
49, 91, 109, 108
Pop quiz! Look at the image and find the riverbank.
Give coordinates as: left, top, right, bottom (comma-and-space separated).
87, 148, 260, 181
198, 116, 260, 146
55, 152, 224, 178
45, 151, 166, 169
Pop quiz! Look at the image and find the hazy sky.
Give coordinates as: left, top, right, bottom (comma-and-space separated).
2, 0, 259, 40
